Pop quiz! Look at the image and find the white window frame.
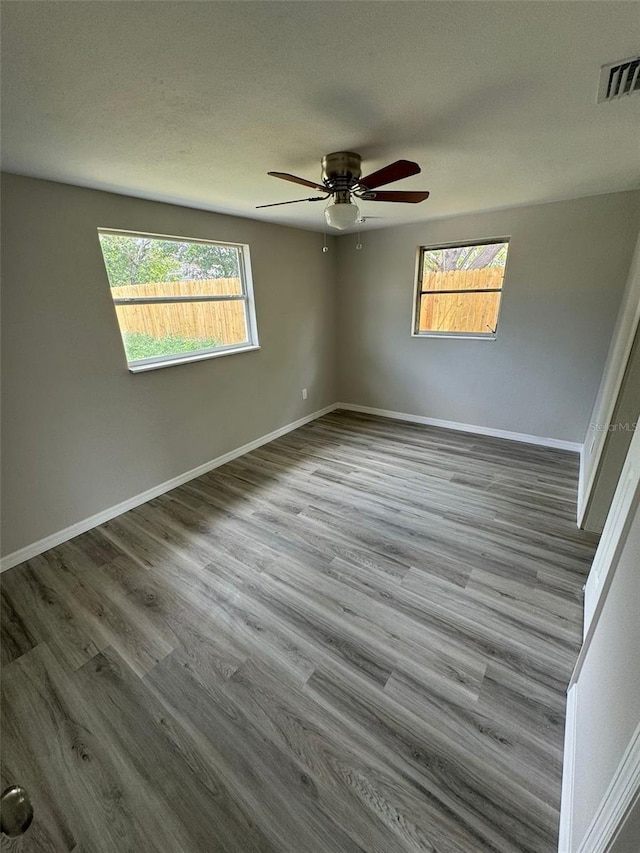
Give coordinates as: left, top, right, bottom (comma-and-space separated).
411, 236, 510, 341
98, 228, 259, 373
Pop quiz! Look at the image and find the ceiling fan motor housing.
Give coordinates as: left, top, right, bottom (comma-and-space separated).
321, 152, 362, 198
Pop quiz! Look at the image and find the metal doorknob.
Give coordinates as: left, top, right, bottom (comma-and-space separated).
1, 785, 34, 837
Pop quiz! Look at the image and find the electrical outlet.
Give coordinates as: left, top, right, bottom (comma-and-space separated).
302, 388, 307, 400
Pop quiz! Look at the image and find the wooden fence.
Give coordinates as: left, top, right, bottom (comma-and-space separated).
111, 278, 247, 346
419, 268, 504, 334
111, 268, 504, 342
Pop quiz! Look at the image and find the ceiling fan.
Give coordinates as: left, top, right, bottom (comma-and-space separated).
257, 151, 430, 230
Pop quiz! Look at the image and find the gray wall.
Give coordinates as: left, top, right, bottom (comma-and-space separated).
336, 192, 640, 443
3, 178, 639, 559
1, 174, 337, 557
570, 491, 640, 848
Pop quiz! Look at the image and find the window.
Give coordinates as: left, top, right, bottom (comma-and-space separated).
413, 238, 510, 339
98, 229, 259, 371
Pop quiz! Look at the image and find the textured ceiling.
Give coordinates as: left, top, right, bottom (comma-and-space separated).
2, 1, 639, 232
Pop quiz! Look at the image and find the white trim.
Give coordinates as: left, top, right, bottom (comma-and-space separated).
97, 227, 250, 250
576, 723, 640, 853
128, 344, 260, 373
336, 403, 582, 452
559, 683, 579, 852
99, 229, 260, 375
577, 445, 586, 528
410, 236, 510, 340
578, 233, 640, 528
0, 404, 338, 573
411, 332, 497, 341
560, 426, 640, 851
578, 425, 640, 643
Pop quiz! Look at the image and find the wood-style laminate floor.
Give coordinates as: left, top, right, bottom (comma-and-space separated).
1, 411, 599, 853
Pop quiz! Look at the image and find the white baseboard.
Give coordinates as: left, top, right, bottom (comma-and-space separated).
576, 722, 640, 853
559, 683, 579, 852
0, 404, 338, 573
336, 403, 583, 452
0, 401, 583, 573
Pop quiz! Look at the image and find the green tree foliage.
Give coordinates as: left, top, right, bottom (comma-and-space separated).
177, 243, 239, 279
99, 236, 178, 285
423, 242, 508, 273
99, 234, 240, 286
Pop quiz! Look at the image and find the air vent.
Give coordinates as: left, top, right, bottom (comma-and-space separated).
598, 55, 640, 102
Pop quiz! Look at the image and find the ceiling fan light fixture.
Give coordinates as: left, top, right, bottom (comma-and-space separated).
324, 198, 360, 230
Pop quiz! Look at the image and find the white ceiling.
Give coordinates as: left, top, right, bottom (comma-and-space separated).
2, 1, 639, 232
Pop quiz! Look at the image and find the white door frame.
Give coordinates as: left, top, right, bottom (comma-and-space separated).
559, 424, 640, 851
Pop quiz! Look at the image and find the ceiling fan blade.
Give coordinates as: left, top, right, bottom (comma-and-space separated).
256, 196, 327, 209
268, 171, 327, 191
366, 190, 430, 203
359, 159, 421, 189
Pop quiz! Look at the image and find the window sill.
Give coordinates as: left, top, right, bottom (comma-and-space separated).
128, 344, 260, 373
412, 332, 497, 341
